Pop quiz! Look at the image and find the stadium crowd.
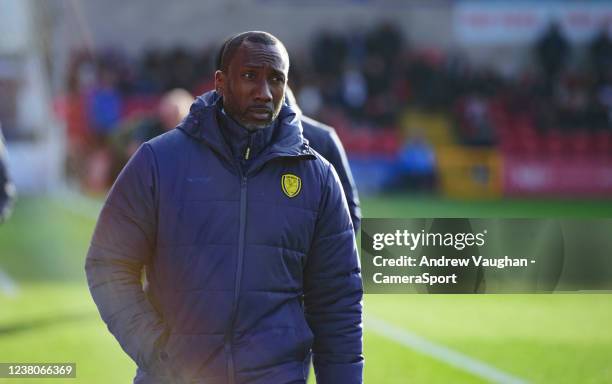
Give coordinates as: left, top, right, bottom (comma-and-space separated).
58, 22, 612, 191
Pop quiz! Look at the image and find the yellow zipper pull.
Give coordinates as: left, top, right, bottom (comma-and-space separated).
244, 146, 251, 160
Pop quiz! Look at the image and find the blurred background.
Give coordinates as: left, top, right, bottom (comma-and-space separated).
1, 0, 611, 383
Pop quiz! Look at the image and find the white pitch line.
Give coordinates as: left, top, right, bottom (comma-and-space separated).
0, 268, 19, 297
366, 316, 529, 384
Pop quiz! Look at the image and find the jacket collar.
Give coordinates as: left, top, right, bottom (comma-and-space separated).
217, 107, 276, 163
178, 90, 314, 170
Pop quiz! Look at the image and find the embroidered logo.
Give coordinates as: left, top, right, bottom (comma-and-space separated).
281, 173, 302, 198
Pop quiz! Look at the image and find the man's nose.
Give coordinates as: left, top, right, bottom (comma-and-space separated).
254, 79, 273, 102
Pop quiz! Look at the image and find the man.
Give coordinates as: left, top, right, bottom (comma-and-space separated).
86, 31, 363, 384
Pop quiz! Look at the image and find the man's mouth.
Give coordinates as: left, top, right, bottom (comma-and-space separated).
248, 106, 272, 120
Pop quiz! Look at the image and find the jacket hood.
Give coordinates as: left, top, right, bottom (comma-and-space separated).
178, 90, 312, 164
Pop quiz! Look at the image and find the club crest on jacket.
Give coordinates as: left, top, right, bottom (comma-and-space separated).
281, 173, 301, 198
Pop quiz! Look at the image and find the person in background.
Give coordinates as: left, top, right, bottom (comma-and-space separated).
393, 129, 437, 192
535, 22, 570, 95
110, 89, 194, 181
283, 87, 361, 381
285, 87, 361, 232
128, 89, 194, 156
0, 124, 15, 223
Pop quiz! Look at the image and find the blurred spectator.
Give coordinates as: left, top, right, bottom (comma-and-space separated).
404, 51, 449, 110
535, 23, 570, 92
341, 67, 368, 118
164, 48, 198, 91
391, 129, 436, 192
589, 28, 612, 83
64, 52, 94, 183
86, 64, 122, 141
365, 22, 403, 70
455, 93, 496, 146
285, 87, 361, 232
110, 88, 193, 180
595, 83, 612, 130
312, 31, 347, 77
61, 20, 612, 194
0, 124, 15, 223
134, 49, 165, 94
555, 72, 591, 131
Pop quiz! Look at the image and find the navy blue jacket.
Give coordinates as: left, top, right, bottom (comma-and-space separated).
85, 91, 363, 384
301, 116, 360, 232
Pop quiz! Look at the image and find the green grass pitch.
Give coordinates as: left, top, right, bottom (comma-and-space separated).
0, 195, 611, 383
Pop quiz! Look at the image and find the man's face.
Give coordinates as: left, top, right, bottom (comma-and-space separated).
215, 41, 288, 130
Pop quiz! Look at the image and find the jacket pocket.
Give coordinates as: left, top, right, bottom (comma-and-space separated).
146, 333, 187, 384
291, 299, 314, 359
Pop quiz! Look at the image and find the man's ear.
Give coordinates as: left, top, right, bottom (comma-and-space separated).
214, 70, 225, 96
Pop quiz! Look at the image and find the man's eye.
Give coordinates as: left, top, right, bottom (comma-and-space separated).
242, 73, 255, 79
271, 76, 285, 83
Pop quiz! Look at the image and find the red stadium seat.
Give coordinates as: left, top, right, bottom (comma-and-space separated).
519, 130, 542, 157
499, 130, 520, 154
594, 131, 612, 157
373, 130, 401, 156
344, 130, 375, 156
544, 130, 564, 157
567, 131, 590, 157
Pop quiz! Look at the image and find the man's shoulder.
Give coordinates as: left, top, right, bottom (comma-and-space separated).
301, 115, 350, 166
144, 128, 192, 153
302, 115, 336, 144
298, 145, 334, 186
302, 115, 342, 161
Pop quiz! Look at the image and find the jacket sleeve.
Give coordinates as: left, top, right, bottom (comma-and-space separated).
304, 164, 363, 384
85, 144, 167, 370
324, 130, 361, 233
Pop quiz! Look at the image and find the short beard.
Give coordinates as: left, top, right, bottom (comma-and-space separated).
241, 117, 273, 131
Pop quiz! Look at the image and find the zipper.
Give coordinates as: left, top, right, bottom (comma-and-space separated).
244, 131, 254, 160
222, 147, 309, 383
225, 173, 248, 384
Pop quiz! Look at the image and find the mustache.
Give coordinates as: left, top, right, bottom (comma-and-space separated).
247, 105, 273, 113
